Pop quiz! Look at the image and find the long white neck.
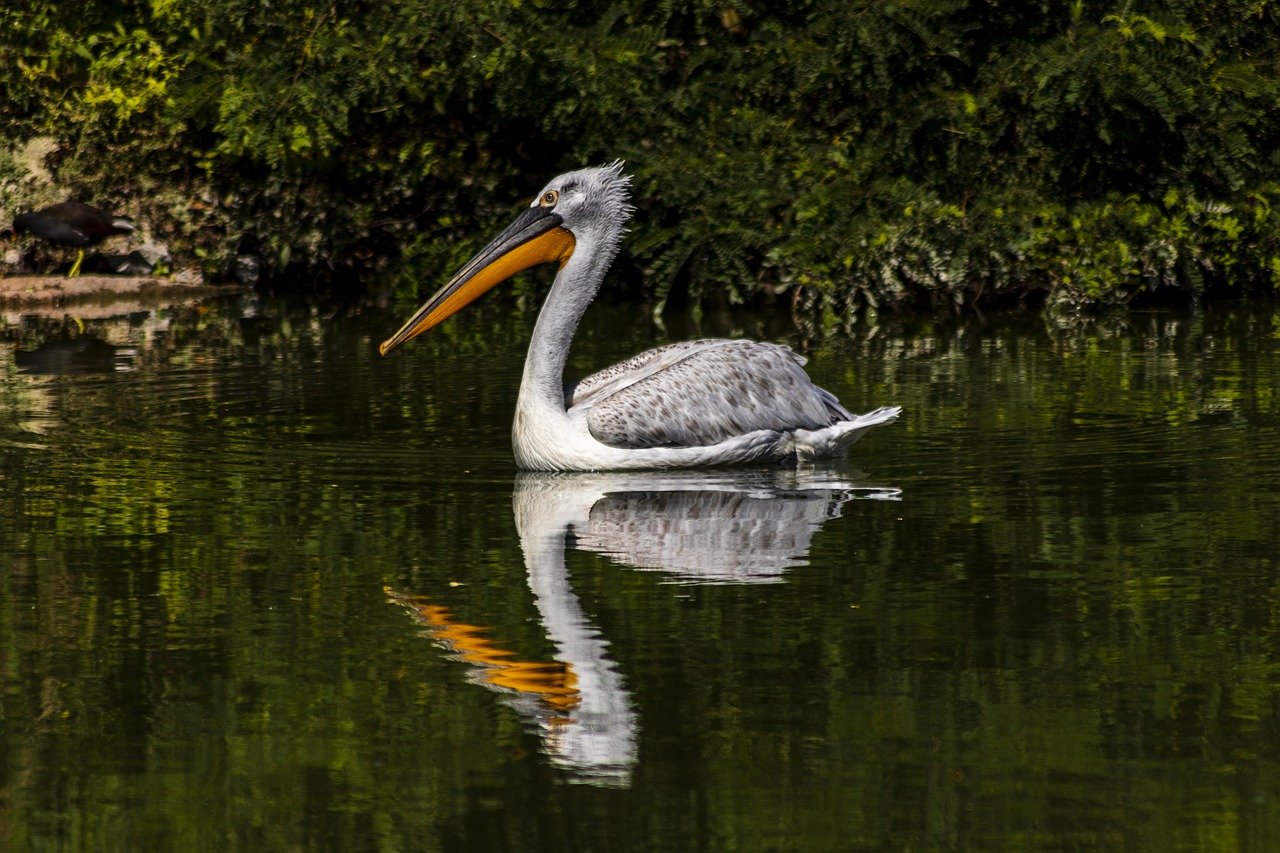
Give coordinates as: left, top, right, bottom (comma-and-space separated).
518, 226, 621, 413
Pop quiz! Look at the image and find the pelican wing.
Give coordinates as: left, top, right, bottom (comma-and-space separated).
566, 340, 730, 407
571, 340, 853, 449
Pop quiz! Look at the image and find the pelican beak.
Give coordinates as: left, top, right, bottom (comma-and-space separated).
379, 205, 575, 355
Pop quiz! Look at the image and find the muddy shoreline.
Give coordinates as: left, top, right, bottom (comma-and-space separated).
0, 274, 243, 317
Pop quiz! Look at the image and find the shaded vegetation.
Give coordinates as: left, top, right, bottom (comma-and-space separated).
2, 1, 1279, 313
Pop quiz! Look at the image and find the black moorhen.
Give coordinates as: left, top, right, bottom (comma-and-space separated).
10, 202, 136, 277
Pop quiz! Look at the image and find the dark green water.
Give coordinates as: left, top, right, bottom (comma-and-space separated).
2, 294, 1279, 851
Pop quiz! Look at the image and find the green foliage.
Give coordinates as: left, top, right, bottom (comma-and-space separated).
2, 0, 1278, 310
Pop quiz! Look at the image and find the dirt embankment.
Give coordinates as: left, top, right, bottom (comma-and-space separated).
0, 274, 242, 317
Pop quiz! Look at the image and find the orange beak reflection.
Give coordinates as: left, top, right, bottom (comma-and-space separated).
380, 205, 575, 355
386, 588, 581, 715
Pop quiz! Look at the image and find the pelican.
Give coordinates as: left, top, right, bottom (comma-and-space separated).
380, 162, 901, 471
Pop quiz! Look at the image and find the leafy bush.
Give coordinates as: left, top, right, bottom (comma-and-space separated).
2, 0, 1278, 313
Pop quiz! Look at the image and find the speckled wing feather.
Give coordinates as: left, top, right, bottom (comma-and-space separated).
568, 339, 854, 449
566, 340, 727, 408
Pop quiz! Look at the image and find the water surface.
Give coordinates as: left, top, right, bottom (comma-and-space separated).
1, 294, 1278, 851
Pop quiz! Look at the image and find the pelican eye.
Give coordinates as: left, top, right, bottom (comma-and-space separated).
539, 190, 559, 208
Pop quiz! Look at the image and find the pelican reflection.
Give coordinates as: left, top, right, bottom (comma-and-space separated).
389, 468, 898, 786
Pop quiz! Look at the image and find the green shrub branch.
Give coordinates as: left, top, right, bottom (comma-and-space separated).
2, 0, 1278, 313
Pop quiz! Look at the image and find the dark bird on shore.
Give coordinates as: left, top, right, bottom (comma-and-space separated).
9, 202, 137, 277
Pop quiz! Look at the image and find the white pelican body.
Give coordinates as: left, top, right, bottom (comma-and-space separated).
380, 163, 900, 471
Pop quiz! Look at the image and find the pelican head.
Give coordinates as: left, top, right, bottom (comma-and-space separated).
380, 162, 633, 355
